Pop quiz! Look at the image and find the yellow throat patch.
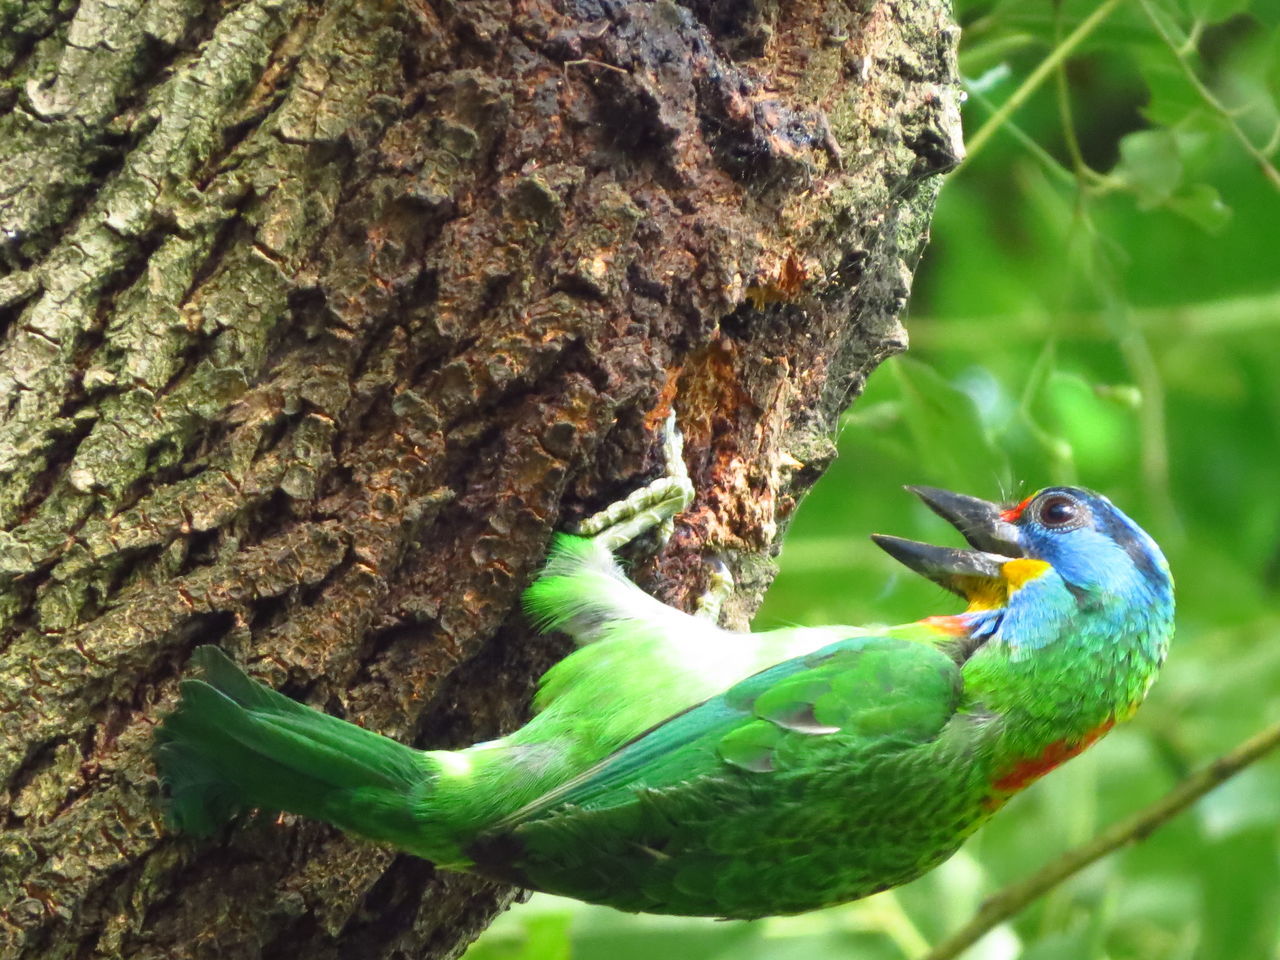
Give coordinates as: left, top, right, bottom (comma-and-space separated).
962, 558, 1052, 611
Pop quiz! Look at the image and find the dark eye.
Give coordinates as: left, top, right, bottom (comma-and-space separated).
1037, 494, 1080, 528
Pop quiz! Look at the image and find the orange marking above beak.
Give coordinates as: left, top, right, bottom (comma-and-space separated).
1000, 495, 1034, 523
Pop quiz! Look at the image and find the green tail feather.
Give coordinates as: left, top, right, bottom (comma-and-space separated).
155, 646, 429, 843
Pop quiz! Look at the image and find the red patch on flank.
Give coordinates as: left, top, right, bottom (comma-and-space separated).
991, 719, 1115, 796
1000, 495, 1034, 523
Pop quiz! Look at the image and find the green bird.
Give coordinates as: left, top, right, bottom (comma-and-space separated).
156, 456, 1174, 918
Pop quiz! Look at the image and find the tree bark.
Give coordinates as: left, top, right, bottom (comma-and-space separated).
0, 0, 962, 956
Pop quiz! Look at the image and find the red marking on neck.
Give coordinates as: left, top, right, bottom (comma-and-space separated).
1000, 495, 1034, 523
991, 719, 1115, 795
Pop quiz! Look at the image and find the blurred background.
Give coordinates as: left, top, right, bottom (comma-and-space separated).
468, 0, 1280, 956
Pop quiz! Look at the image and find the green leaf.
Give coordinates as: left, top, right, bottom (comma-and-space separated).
1165, 182, 1233, 231
1039, 371, 1137, 475
1113, 129, 1185, 207
1185, 0, 1251, 23
892, 357, 1012, 494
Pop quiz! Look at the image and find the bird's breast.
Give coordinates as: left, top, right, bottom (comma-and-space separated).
986, 717, 1115, 804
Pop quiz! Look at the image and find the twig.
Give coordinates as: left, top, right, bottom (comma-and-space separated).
962, 0, 1126, 165
908, 289, 1280, 345
1135, 0, 1280, 190
921, 717, 1280, 960
963, 87, 1079, 189
1052, 3, 1092, 182
563, 58, 629, 79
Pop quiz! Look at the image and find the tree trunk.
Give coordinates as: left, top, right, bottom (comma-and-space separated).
0, 0, 961, 956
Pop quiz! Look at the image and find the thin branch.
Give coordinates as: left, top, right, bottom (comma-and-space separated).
962, 0, 1126, 165
1116, 322, 1178, 538
1052, 3, 1091, 181
962, 87, 1080, 188
1135, 0, 1280, 191
909, 289, 1280, 346
921, 717, 1280, 960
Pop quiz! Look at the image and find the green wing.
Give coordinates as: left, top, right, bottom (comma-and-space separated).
497, 632, 962, 824
481, 633, 967, 917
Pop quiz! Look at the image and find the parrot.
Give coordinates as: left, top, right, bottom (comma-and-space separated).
155, 461, 1174, 919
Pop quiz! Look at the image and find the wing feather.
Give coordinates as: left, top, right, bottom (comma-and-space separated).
494, 634, 962, 828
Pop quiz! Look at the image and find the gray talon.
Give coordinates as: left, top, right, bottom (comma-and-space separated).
577, 412, 695, 552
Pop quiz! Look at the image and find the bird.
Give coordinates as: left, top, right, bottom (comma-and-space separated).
155, 469, 1174, 919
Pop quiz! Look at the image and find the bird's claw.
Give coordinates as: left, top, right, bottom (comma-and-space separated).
574, 412, 695, 553
693, 556, 734, 623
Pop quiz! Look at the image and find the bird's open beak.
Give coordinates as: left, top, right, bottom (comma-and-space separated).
871, 486, 1024, 601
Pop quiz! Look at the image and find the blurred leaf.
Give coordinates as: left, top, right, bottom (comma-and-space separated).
1164, 182, 1233, 230
1185, 0, 1252, 23
1114, 129, 1185, 207
962, 47, 1030, 83
464, 903, 573, 960
892, 357, 1011, 494
1195, 827, 1280, 960
1136, 48, 1206, 127
1195, 765, 1280, 838
1041, 371, 1137, 473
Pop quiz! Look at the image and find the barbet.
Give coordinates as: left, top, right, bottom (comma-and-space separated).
156, 434, 1174, 919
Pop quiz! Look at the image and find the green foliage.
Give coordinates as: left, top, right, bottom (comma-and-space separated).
467, 1, 1280, 957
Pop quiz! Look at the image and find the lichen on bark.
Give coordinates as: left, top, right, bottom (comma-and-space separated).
0, 0, 962, 956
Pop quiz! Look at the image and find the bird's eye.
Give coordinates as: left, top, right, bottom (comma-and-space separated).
1036, 494, 1079, 528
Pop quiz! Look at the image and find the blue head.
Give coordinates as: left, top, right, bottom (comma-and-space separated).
995, 487, 1172, 610
874, 486, 1175, 657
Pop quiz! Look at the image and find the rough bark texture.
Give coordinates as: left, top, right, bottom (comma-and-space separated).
0, 0, 962, 957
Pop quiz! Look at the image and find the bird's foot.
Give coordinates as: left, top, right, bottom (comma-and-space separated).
574, 412, 695, 553
693, 556, 734, 623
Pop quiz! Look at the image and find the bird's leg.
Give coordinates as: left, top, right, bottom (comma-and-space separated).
574, 412, 695, 553
571, 412, 735, 624
693, 556, 734, 623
